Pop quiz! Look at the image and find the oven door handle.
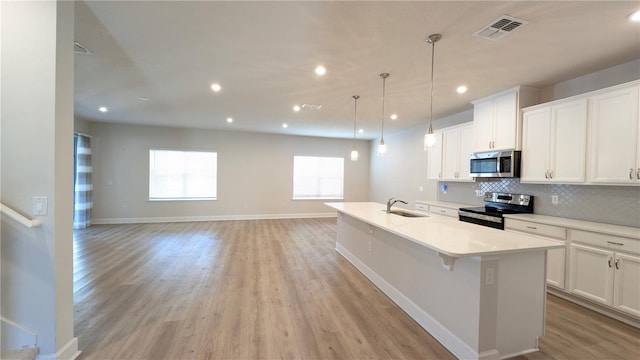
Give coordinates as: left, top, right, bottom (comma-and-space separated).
458, 211, 503, 223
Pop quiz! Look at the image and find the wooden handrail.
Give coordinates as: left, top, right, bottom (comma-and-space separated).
0, 203, 42, 228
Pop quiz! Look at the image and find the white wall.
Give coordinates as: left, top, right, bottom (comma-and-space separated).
1, 1, 77, 358
368, 110, 472, 207
85, 122, 370, 223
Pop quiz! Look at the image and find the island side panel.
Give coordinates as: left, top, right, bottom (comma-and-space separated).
495, 250, 546, 358
336, 212, 488, 359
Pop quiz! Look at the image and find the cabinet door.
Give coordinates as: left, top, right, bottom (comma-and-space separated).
457, 125, 474, 181
473, 100, 494, 152
427, 132, 443, 180
569, 243, 614, 306
589, 85, 640, 184
441, 128, 460, 180
613, 252, 640, 317
493, 91, 518, 150
550, 99, 587, 183
547, 246, 566, 289
521, 108, 551, 182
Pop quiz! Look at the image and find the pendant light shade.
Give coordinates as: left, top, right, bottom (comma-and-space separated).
424, 34, 441, 150
351, 95, 360, 161
378, 73, 390, 157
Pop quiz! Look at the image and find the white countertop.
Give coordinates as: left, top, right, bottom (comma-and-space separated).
326, 202, 563, 258
504, 213, 640, 240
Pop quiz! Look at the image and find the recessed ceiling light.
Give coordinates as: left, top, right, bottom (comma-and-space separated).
98, 106, 108, 112
293, 105, 301, 112
629, 10, 640, 22
210, 83, 222, 92
138, 97, 149, 101
315, 65, 326, 76
226, 117, 233, 123
390, 114, 398, 120
358, 129, 364, 134
282, 123, 288, 128
457, 85, 468, 94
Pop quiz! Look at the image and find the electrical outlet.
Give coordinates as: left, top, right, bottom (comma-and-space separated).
485, 268, 495, 285
551, 195, 559, 205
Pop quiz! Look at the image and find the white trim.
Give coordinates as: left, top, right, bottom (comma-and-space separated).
38, 337, 80, 360
92, 212, 337, 225
335, 243, 486, 360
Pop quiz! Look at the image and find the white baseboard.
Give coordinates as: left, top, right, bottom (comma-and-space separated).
335, 243, 484, 360
38, 337, 80, 360
92, 212, 337, 225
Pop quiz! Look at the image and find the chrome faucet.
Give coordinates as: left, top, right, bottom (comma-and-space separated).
386, 197, 408, 213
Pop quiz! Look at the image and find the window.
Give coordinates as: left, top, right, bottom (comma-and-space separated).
293, 156, 344, 199
149, 150, 217, 200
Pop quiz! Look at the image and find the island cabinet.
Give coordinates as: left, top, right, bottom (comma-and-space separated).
521, 98, 588, 183
472, 86, 539, 152
588, 82, 640, 185
326, 202, 563, 360
441, 123, 474, 182
569, 230, 640, 318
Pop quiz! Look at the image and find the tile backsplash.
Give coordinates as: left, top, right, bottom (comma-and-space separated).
439, 179, 640, 228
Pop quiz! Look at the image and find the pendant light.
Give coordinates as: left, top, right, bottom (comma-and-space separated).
378, 73, 390, 156
424, 34, 442, 150
350, 95, 360, 161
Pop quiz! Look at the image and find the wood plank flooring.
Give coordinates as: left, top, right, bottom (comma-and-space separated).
73, 218, 640, 360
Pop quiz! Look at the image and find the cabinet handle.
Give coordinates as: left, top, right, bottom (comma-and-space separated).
637, 168, 639, 180
526, 226, 537, 230
440, 210, 446, 213
615, 258, 620, 270
630, 168, 634, 180
606, 241, 624, 246
549, 170, 553, 179
607, 256, 612, 268
545, 171, 549, 179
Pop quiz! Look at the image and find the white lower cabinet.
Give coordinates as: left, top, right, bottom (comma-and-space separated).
547, 246, 566, 289
569, 230, 640, 318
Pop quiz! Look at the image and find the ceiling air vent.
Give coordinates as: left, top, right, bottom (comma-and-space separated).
301, 104, 323, 110
74, 41, 93, 55
473, 15, 528, 41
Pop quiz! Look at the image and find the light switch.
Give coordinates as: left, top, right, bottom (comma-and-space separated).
32, 196, 48, 216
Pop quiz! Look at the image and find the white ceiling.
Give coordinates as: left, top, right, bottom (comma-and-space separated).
74, 1, 640, 140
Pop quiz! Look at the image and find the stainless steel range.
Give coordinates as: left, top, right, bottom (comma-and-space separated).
458, 192, 534, 230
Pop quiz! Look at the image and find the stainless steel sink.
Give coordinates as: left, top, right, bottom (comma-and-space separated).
384, 210, 428, 218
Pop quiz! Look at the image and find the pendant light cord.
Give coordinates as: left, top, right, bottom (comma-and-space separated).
380, 74, 387, 141
428, 39, 435, 134
352, 95, 359, 146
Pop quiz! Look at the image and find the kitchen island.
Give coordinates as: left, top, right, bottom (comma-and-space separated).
325, 202, 563, 360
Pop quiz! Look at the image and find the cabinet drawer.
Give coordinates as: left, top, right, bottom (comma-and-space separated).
415, 203, 429, 213
505, 219, 566, 240
429, 205, 458, 218
570, 230, 640, 256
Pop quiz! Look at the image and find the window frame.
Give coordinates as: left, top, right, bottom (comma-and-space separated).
292, 155, 345, 200
148, 149, 218, 201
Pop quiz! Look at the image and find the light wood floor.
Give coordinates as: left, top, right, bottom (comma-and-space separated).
73, 218, 640, 360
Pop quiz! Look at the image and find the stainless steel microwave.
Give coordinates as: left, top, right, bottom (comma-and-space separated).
469, 150, 521, 178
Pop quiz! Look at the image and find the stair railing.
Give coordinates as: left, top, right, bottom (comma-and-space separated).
0, 203, 41, 228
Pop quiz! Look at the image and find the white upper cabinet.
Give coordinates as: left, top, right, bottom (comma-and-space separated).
588, 83, 640, 185
441, 123, 474, 182
427, 132, 443, 180
521, 98, 588, 183
472, 86, 539, 152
